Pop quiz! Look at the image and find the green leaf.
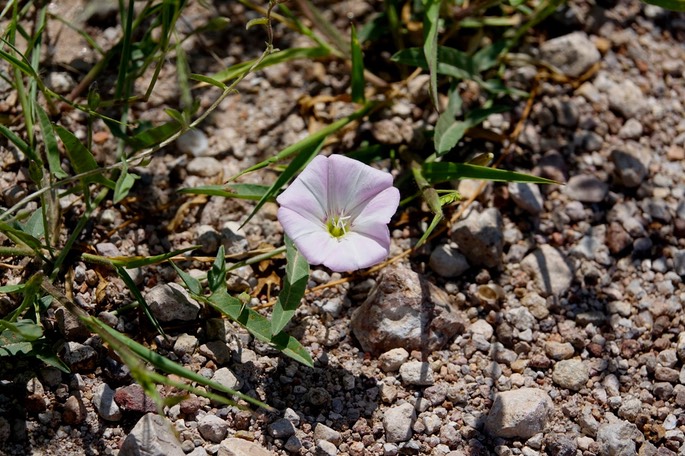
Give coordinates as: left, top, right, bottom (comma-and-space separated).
169, 262, 202, 295
422, 0, 441, 107
0, 319, 43, 341
350, 24, 365, 104
209, 47, 331, 84
21, 209, 45, 239
128, 120, 182, 150
208, 291, 313, 367
0, 221, 44, 253
116, 266, 165, 337
35, 104, 67, 178
472, 40, 508, 73
271, 237, 310, 335
641, 0, 685, 10
423, 162, 560, 185
0, 124, 39, 162
178, 184, 271, 201
113, 165, 138, 204
435, 104, 510, 156
82, 246, 198, 269
207, 246, 227, 294
0, 284, 25, 293
189, 74, 227, 91
246, 17, 269, 30
54, 126, 115, 189
392, 46, 474, 80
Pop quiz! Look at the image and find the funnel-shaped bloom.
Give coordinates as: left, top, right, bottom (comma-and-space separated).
277, 155, 400, 272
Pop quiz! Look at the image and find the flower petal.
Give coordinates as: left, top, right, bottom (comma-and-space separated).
278, 207, 338, 266
321, 232, 390, 272
276, 155, 329, 222
327, 155, 395, 217
351, 186, 400, 227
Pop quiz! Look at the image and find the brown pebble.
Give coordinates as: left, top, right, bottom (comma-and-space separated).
93, 131, 110, 144
529, 354, 552, 369
179, 395, 202, 415
587, 342, 604, 357
620, 339, 640, 358
63, 395, 87, 425
667, 145, 685, 161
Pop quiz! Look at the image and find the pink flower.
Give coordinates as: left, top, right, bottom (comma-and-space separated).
277, 155, 400, 272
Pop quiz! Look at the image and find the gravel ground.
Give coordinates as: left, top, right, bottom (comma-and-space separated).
1, 1, 685, 456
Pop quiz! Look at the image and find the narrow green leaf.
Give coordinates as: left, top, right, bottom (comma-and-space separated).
82, 246, 197, 269
175, 40, 193, 114
54, 126, 115, 189
128, 120, 182, 150
641, 0, 685, 10
271, 237, 310, 335
208, 291, 313, 367
169, 262, 201, 295
416, 212, 443, 248
435, 104, 510, 157
207, 246, 227, 294
392, 46, 473, 80
0, 221, 44, 253
0, 124, 39, 162
21, 209, 45, 239
423, 162, 560, 185
189, 74, 227, 91
178, 184, 271, 201
350, 24, 365, 103
35, 104, 67, 178
116, 266, 165, 337
472, 39, 508, 73
0, 284, 25, 293
422, 0, 442, 107
209, 47, 330, 84
0, 319, 43, 341
113, 165, 138, 204
246, 17, 269, 30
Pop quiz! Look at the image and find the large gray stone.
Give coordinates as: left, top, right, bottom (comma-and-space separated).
596, 420, 639, 456
552, 359, 589, 391
521, 245, 574, 297
451, 207, 504, 269
350, 262, 466, 355
383, 403, 416, 443
485, 388, 553, 438
146, 283, 201, 322
540, 32, 600, 78
119, 413, 184, 456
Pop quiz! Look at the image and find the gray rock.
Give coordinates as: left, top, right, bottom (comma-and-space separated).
399, 361, 435, 386
551, 98, 579, 127
198, 415, 228, 443
564, 174, 608, 203
618, 398, 642, 422
553, 359, 589, 391
608, 80, 646, 118
196, 225, 221, 254
268, 418, 296, 439
611, 148, 648, 188
198, 341, 232, 364
618, 118, 643, 139
62, 341, 98, 372
429, 245, 470, 278
314, 423, 342, 445
451, 207, 504, 269
505, 307, 536, 332
484, 388, 553, 438
63, 395, 87, 425
146, 283, 201, 322
539, 32, 600, 78
508, 182, 544, 215
379, 348, 410, 373
520, 245, 574, 297
284, 435, 303, 453
188, 157, 221, 177
221, 222, 250, 256
211, 367, 242, 391
177, 129, 209, 156
596, 421, 638, 456
92, 383, 122, 421
173, 333, 198, 356
383, 402, 416, 443
545, 341, 575, 360
316, 440, 338, 456
350, 262, 466, 355
120, 414, 183, 456
55, 306, 90, 340
674, 249, 685, 277
218, 438, 272, 456
677, 332, 685, 362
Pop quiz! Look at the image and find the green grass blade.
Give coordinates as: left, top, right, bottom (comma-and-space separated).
209, 47, 330, 84
127, 120, 182, 150
0, 221, 45, 254
435, 104, 510, 157
179, 184, 272, 201
0, 124, 38, 162
422, 0, 441, 108
271, 236, 309, 335
169, 261, 202, 295
189, 74, 227, 91
54, 126, 115, 189
35, 104, 67, 178
392, 46, 474, 80
472, 39, 508, 73
207, 246, 227, 294
82, 246, 198, 269
423, 162, 560, 185
113, 164, 139, 204
116, 266, 166, 338
350, 23, 365, 103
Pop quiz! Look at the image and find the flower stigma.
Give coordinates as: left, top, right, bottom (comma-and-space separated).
326, 214, 351, 239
